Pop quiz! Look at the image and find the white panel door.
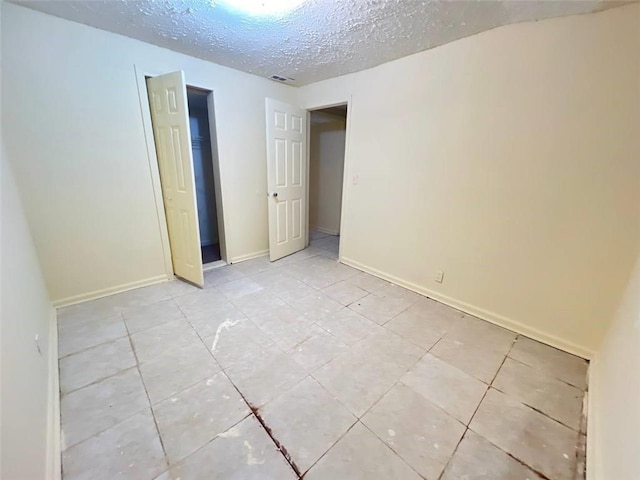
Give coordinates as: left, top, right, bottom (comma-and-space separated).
147, 71, 203, 287
265, 98, 307, 261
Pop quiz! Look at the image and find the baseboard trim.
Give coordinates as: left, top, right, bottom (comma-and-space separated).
586, 357, 599, 480
52, 274, 170, 308
310, 225, 340, 236
229, 250, 269, 264
46, 308, 61, 480
340, 257, 595, 360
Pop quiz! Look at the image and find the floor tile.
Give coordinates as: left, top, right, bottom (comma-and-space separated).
227, 256, 277, 277
172, 289, 227, 317
57, 300, 119, 325
316, 308, 382, 345
59, 337, 136, 394
227, 349, 308, 408
62, 410, 167, 480
291, 292, 343, 322
493, 358, 584, 430
313, 331, 424, 417
130, 319, 201, 363
447, 315, 516, 356
509, 337, 589, 390
163, 279, 201, 298
139, 342, 220, 404
205, 318, 275, 370
401, 297, 464, 330
304, 422, 422, 480
61, 368, 149, 448
375, 283, 422, 304
56, 247, 593, 479
470, 388, 579, 480
311, 235, 340, 253
349, 293, 411, 325
289, 328, 350, 372
159, 415, 297, 480
429, 336, 506, 384
122, 299, 184, 334
153, 373, 250, 464
102, 284, 172, 310
203, 267, 245, 288
362, 383, 465, 479
384, 310, 446, 350
217, 277, 265, 299
345, 271, 392, 293
58, 315, 128, 358
231, 290, 287, 319
401, 354, 487, 424
258, 377, 357, 473
321, 280, 369, 306
441, 429, 544, 480
184, 301, 247, 338
252, 271, 316, 303
249, 304, 316, 350
309, 229, 331, 241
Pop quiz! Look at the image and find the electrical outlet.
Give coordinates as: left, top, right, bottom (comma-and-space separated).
352, 175, 359, 185
435, 270, 444, 283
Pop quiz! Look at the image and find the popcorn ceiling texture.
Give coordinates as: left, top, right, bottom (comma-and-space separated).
16, 0, 627, 85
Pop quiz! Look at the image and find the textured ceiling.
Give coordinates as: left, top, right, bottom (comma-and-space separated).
14, 0, 629, 85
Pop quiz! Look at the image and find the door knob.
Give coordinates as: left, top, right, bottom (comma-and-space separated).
269, 192, 278, 197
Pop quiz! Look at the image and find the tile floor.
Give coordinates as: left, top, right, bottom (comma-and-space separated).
57, 232, 589, 480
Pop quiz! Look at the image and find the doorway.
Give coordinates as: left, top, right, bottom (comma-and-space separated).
144, 70, 227, 287
186, 88, 222, 266
307, 105, 348, 259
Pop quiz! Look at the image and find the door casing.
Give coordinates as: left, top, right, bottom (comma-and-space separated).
304, 98, 353, 262
134, 64, 228, 279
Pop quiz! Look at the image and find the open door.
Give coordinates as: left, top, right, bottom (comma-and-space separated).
265, 98, 307, 261
147, 71, 204, 287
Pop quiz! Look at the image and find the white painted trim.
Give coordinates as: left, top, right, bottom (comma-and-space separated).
305, 97, 352, 263
341, 256, 595, 359
203, 260, 227, 272
310, 225, 340, 236
52, 274, 169, 308
133, 65, 231, 275
46, 308, 61, 480
586, 356, 599, 480
230, 250, 269, 264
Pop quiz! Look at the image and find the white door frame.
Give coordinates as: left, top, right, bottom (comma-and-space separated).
134, 64, 229, 278
305, 97, 353, 262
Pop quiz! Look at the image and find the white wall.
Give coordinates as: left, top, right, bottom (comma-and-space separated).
298, 4, 640, 357
309, 112, 346, 235
1, 3, 297, 304
588, 247, 640, 480
1, 141, 57, 479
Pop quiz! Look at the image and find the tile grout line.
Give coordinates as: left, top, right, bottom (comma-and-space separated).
177, 300, 305, 479
121, 312, 171, 472
436, 334, 518, 480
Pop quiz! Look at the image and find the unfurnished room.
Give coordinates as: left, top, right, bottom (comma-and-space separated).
1, 0, 639, 479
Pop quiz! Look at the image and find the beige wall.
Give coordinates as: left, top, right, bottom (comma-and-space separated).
309, 112, 346, 235
2, 3, 297, 304
298, 4, 640, 357
1, 142, 57, 479
588, 247, 640, 480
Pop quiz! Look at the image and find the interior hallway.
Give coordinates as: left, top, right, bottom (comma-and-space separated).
57, 233, 588, 480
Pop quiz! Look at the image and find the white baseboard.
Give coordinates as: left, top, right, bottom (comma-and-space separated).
310, 225, 340, 236
340, 257, 595, 360
46, 308, 61, 480
586, 357, 599, 480
52, 274, 170, 308
229, 250, 269, 264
